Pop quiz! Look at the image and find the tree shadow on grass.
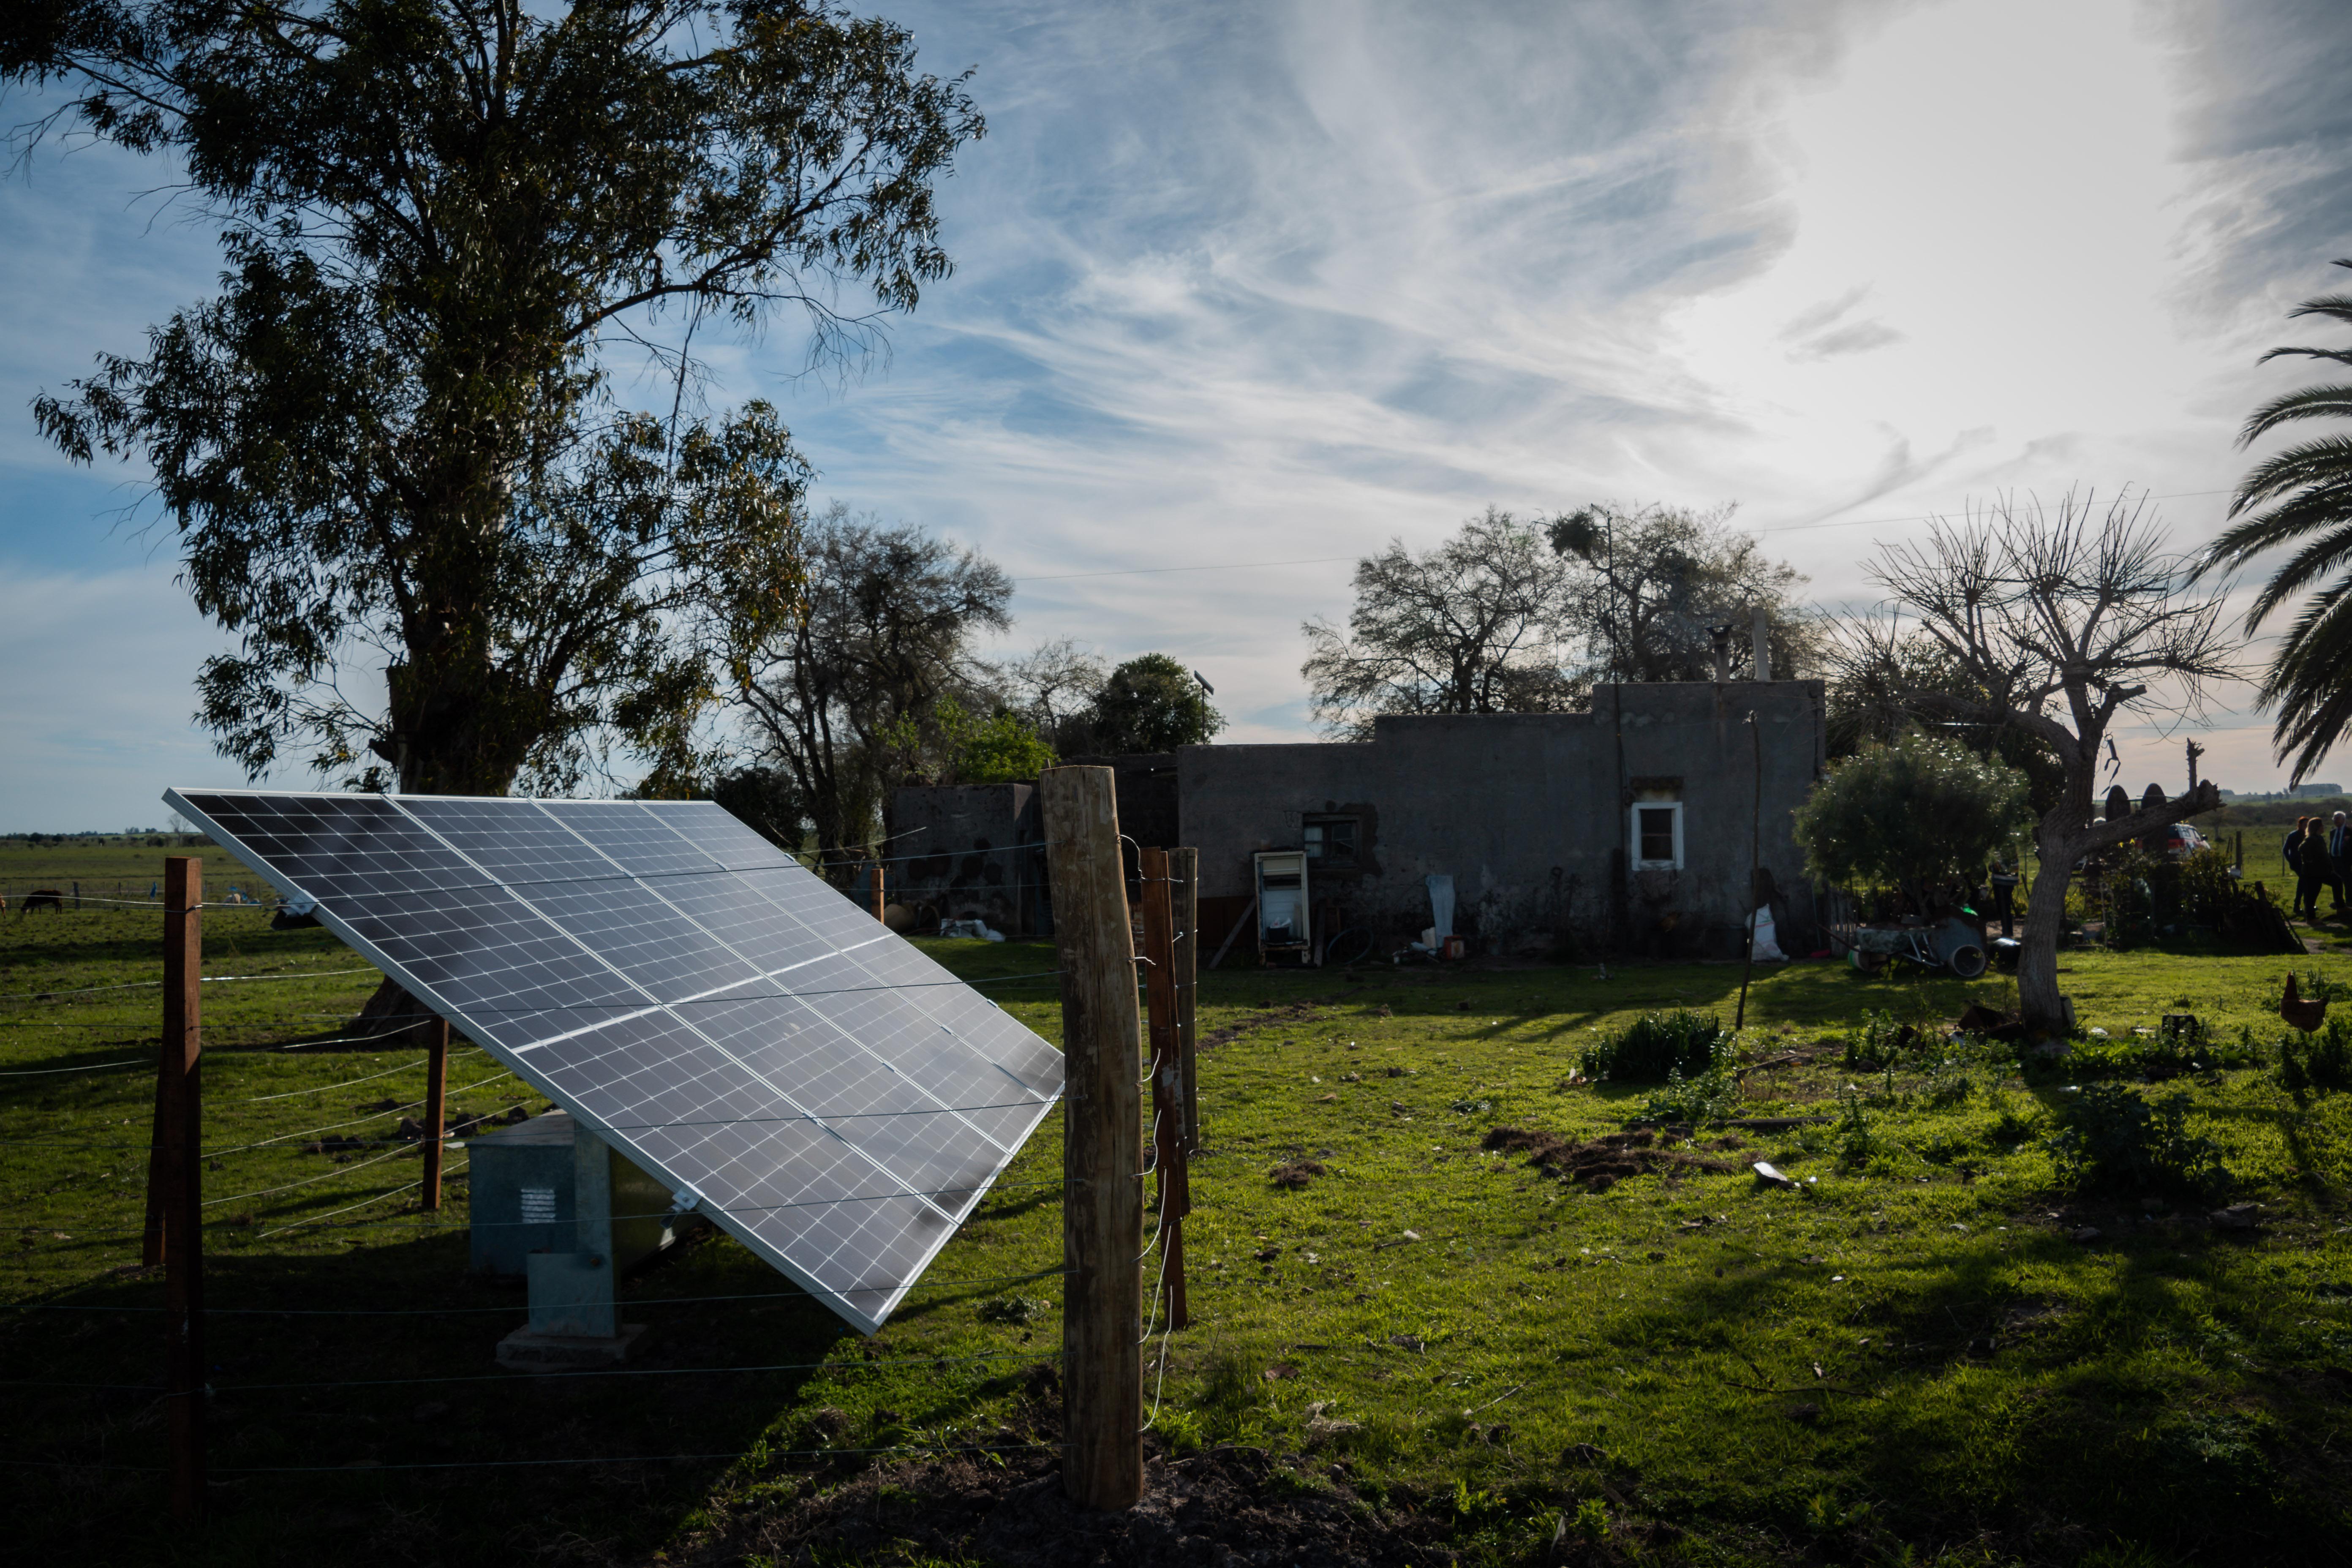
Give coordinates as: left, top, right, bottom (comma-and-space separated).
0, 1220, 1057, 1568
1581, 1172, 2347, 1565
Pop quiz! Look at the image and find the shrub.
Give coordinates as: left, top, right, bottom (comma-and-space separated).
1843, 1009, 1913, 1070
1833, 1087, 1883, 1171
2066, 1022, 2271, 1081
1921, 1059, 1977, 1108
2280, 1016, 2352, 1102
1791, 729, 2032, 909
1580, 1008, 1730, 1083
1639, 1061, 1742, 1125
2044, 1085, 2229, 1197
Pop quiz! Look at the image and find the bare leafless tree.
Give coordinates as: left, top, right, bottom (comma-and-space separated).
1301, 509, 1584, 739
1838, 490, 2241, 1032
995, 637, 1111, 752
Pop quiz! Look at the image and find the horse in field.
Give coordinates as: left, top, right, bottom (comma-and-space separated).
17, 889, 65, 915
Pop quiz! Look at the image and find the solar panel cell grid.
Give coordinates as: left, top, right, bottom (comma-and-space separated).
163, 788, 1063, 1333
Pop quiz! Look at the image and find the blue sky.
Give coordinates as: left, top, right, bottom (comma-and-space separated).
4, 0, 2349, 829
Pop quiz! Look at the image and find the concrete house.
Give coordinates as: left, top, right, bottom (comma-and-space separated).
1179, 681, 1827, 960
889, 680, 1827, 960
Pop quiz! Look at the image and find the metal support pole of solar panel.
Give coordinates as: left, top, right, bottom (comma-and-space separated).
422, 1018, 449, 1211
1139, 848, 1189, 1332
1041, 766, 1143, 1511
160, 856, 207, 1522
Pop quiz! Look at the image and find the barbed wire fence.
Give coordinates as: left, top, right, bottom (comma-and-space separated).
0, 774, 1195, 1521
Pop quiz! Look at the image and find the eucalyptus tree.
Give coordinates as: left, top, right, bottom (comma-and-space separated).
8, 0, 983, 795
2196, 260, 2352, 782
1840, 490, 2240, 1033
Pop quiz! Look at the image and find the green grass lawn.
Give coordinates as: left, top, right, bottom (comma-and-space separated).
4, 879, 2350, 1565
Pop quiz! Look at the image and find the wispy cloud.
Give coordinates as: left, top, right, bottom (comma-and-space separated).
3, 0, 2347, 825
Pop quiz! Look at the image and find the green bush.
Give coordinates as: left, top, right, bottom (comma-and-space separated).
1639, 1061, 1742, 1125
1791, 729, 2033, 907
2099, 844, 2242, 947
1843, 1009, 1913, 1070
1580, 1008, 1730, 1083
1921, 1059, 1977, 1108
2280, 1016, 2352, 1102
1833, 1087, 1883, 1171
2043, 1085, 2229, 1197
2066, 1022, 2270, 1081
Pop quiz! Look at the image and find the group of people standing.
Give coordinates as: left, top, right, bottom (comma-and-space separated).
2284, 811, 2352, 919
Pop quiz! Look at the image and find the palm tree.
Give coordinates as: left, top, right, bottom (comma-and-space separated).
2202, 260, 2352, 781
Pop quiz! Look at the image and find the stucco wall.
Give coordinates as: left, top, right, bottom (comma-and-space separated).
1176, 681, 1826, 959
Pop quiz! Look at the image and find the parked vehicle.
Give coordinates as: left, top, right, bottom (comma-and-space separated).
2156, 823, 2208, 861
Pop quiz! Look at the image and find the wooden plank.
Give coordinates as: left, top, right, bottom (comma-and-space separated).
422, 1018, 449, 1211
1040, 767, 1143, 1511
1208, 893, 1257, 970
1171, 848, 1200, 1156
160, 856, 206, 1523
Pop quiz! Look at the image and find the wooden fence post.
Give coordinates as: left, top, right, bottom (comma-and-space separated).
871, 862, 886, 923
1041, 767, 1143, 1511
1169, 846, 1198, 1328
160, 856, 206, 1523
422, 1018, 449, 1211
1139, 850, 1189, 1331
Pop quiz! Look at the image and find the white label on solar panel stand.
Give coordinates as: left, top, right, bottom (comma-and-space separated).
163, 788, 1064, 1334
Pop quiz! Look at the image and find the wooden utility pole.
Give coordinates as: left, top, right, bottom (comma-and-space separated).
159, 857, 206, 1523
871, 862, 887, 922
1138, 849, 1190, 1330
422, 1018, 450, 1211
1040, 767, 1143, 1511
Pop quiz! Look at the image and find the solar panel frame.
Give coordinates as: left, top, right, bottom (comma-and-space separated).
163, 787, 1064, 1334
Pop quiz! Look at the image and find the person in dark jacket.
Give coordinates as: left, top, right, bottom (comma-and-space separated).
2330, 811, 2351, 913
2292, 817, 2326, 920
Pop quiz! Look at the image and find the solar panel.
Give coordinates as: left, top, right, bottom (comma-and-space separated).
163, 788, 1064, 1333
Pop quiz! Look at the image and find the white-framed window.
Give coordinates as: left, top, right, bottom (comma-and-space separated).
1631, 800, 1684, 870
1303, 814, 1359, 867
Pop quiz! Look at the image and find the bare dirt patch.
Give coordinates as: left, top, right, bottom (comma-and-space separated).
1482, 1125, 1741, 1193
662, 1443, 1450, 1568
1199, 990, 1369, 1052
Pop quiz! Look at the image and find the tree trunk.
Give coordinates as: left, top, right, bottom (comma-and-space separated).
2017, 826, 2080, 1034
2014, 778, 2221, 1036
351, 975, 431, 1043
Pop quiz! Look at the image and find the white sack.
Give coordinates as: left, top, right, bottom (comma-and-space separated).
1748, 905, 1786, 962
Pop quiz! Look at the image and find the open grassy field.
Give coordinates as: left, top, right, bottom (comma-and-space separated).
5, 863, 2351, 1566
0, 836, 280, 908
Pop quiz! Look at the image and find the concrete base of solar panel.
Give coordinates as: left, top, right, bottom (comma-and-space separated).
470, 1111, 702, 1364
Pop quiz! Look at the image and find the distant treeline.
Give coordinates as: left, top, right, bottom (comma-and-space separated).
2189, 797, 2352, 832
